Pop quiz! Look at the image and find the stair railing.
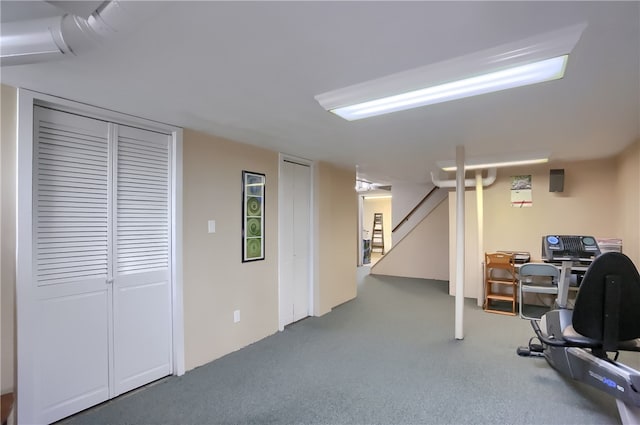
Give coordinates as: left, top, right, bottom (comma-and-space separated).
391, 187, 440, 234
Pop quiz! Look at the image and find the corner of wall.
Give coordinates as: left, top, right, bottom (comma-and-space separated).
1, 84, 18, 394
314, 162, 357, 315
616, 139, 640, 266
181, 129, 280, 370
371, 198, 449, 281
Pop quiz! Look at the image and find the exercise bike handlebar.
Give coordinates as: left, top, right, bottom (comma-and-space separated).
530, 319, 570, 347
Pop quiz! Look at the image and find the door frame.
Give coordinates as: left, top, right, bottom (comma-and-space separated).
16, 89, 184, 423
277, 153, 315, 331
357, 194, 364, 267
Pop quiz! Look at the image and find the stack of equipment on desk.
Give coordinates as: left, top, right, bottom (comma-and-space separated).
542, 235, 601, 264
517, 252, 640, 424
497, 250, 530, 264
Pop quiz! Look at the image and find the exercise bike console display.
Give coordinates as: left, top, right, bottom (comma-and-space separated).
542, 235, 601, 264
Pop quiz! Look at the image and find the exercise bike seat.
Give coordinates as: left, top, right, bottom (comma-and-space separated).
562, 324, 640, 351
521, 252, 640, 423
562, 252, 640, 354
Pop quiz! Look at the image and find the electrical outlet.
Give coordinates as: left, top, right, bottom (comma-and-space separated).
233, 310, 240, 323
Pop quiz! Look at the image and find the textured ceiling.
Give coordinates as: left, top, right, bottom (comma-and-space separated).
2, 1, 639, 185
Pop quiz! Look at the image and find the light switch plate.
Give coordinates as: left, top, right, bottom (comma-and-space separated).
208, 220, 216, 233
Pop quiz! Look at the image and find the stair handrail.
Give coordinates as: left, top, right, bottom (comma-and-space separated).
392, 187, 439, 233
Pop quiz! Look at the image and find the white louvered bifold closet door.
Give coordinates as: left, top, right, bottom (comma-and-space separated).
113, 124, 172, 395
31, 107, 173, 424
279, 160, 311, 328
33, 106, 112, 423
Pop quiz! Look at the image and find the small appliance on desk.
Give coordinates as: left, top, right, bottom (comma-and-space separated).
497, 250, 530, 264
541, 235, 601, 264
541, 235, 601, 291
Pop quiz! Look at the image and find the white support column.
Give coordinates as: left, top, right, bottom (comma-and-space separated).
455, 145, 465, 340
475, 170, 484, 308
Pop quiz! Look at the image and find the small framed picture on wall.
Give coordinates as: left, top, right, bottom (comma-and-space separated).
242, 170, 266, 262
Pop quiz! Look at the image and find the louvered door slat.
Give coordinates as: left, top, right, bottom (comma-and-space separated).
35, 114, 110, 287
116, 126, 170, 276
39, 165, 107, 178
39, 131, 106, 147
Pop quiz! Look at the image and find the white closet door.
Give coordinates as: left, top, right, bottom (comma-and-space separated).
292, 162, 311, 322
113, 124, 172, 395
28, 107, 174, 423
33, 106, 111, 423
280, 160, 311, 326
280, 161, 295, 326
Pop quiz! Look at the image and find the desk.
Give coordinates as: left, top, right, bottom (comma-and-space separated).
556, 260, 588, 308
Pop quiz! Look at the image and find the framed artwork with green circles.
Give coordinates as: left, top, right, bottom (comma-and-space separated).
242, 171, 266, 262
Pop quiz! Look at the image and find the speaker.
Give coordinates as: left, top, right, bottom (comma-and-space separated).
549, 169, 564, 192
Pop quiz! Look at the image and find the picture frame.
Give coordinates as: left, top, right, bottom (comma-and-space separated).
242, 171, 266, 262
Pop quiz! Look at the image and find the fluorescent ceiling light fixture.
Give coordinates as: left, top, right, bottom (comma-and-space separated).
437, 152, 550, 172
330, 56, 567, 120
315, 23, 586, 121
364, 195, 392, 199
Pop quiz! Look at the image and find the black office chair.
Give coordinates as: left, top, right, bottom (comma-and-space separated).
563, 251, 640, 356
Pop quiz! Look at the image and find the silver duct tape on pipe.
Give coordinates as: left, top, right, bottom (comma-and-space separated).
430, 167, 497, 188
1, 1, 149, 66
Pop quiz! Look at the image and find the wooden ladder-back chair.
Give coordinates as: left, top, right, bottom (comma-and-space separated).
485, 252, 518, 315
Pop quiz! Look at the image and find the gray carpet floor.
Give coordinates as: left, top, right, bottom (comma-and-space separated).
60, 270, 622, 424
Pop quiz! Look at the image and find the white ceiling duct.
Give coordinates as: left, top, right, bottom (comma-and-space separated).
431, 167, 497, 188
1, 1, 145, 67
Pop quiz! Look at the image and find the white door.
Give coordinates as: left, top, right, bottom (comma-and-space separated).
280, 159, 311, 326
27, 107, 173, 423
32, 107, 112, 423
113, 125, 172, 395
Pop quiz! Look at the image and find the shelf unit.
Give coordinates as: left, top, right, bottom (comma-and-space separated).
484, 252, 518, 315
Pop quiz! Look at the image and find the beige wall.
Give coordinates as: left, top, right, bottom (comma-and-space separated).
182, 129, 280, 370
362, 197, 392, 253
0, 90, 360, 383
366, 150, 639, 296
616, 140, 640, 265
372, 198, 449, 281
182, 135, 358, 370
449, 157, 626, 298
315, 162, 357, 315
1, 84, 17, 394
483, 159, 619, 256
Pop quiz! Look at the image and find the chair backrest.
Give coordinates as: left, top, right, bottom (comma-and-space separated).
572, 252, 640, 348
485, 252, 515, 269
519, 263, 559, 280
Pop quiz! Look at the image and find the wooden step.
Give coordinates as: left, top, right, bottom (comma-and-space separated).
484, 308, 517, 316
486, 294, 515, 301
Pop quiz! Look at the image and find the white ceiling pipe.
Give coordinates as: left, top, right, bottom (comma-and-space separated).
430, 167, 497, 188
454, 145, 465, 340
0, 16, 68, 65
1, 1, 147, 66
475, 170, 484, 308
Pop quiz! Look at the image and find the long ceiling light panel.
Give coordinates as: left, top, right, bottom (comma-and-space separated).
437, 152, 550, 172
315, 23, 586, 121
